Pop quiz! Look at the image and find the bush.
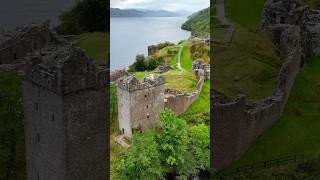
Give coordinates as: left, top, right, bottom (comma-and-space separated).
128, 54, 160, 72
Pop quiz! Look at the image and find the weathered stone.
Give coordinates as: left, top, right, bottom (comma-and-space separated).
117, 75, 165, 138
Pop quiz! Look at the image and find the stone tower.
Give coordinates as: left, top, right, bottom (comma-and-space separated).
117, 75, 165, 138
23, 46, 108, 180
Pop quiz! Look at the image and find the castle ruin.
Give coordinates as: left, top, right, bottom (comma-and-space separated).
0, 22, 109, 179
212, 0, 320, 169
117, 75, 165, 138
23, 45, 108, 180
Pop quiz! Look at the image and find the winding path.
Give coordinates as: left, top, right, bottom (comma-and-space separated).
213, 0, 235, 43
177, 46, 183, 70
216, 0, 232, 25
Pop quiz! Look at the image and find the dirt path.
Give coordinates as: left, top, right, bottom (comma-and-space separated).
177, 46, 183, 70
216, 0, 232, 25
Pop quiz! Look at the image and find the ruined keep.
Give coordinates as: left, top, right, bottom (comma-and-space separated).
117, 75, 165, 138
262, 0, 320, 57
0, 21, 60, 67
212, 0, 312, 169
23, 45, 108, 180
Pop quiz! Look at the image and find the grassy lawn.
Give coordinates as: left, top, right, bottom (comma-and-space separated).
225, 0, 265, 29
180, 41, 193, 71
162, 69, 198, 93
212, 26, 282, 100
185, 80, 211, 114
227, 58, 320, 169
135, 71, 149, 81
77, 32, 109, 65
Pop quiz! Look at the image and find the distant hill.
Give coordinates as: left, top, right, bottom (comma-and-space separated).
181, 8, 210, 35
110, 8, 190, 17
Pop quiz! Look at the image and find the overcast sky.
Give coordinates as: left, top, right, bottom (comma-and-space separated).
111, 0, 210, 12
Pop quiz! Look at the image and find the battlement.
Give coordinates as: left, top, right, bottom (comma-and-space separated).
24, 45, 108, 95
118, 74, 165, 92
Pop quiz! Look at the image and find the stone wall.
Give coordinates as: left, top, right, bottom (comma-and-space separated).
110, 69, 129, 82
212, 24, 303, 169
262, 0, 320, 57
165, 74, 205, 115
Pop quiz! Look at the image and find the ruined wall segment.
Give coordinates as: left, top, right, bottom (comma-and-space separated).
212, 21, 303, 168
23, 46, 108, 180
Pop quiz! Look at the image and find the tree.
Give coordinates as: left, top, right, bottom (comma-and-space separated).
147, 57, 157, 70
157, 108, 191, 175
134, 54, 147, 71
116, 131, 164, 180
57, 0, 108, 34
188, 124, 210, 171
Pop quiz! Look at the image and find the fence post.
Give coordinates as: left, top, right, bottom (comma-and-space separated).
277, 159, 280, 167
264, 161, 267, 168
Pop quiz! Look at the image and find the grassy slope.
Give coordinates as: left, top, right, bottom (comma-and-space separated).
225, 0, 265, 29
77, 32, 109, 64
228, 58, 320, 168
185, 80, 211, 114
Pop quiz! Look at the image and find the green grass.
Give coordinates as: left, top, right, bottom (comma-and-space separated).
225, 0, 265, 29
180, 41, 193, 71
162, 69, 198, 93
185, 81, 211, 114
227, 58, 320, 169
77, 32, 109, 64
213, 26, 283, 100
135, 71, 149, 80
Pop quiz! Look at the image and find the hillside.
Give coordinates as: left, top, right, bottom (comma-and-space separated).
181, 8, 210, 35
212, 0, 282, 100
110, 8, 188, 17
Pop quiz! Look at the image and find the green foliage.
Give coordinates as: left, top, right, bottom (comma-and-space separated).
0, 72, 25, 180
110, 84, 117, 124
56, 0, 108, 35
129, 54, 160, 72
116, 109, 210, 178
182, 8, 210, 35
116, 131, 164, 180
188, 124, 210, 171
157, 109, 190, 174
180, 112, 210, 125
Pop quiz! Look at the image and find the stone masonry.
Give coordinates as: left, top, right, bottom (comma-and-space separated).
117, 75, 165, 138
23, 45, 108, 180
211, 0, 314, 169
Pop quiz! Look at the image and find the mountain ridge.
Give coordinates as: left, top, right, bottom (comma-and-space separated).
110, 8, 191, 17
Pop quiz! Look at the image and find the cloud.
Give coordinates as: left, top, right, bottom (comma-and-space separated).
111, 0, 210, 12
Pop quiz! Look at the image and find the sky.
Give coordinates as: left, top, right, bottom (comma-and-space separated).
110, 0, 210, 13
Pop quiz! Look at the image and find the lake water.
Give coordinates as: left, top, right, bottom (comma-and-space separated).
0, 0, 76, 31
110, 17, 191, 70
